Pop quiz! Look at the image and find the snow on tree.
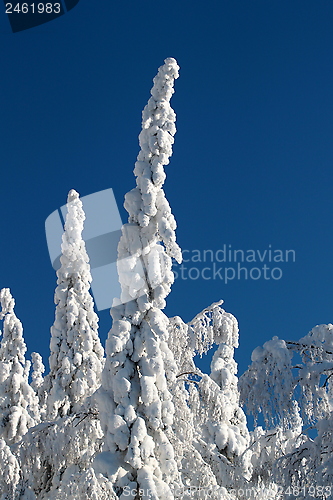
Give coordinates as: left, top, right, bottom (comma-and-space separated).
239, 324, 333, 498
166, 315, 196, 448
31, 353, 45, 394
239, 325, 333, 431
289, 324, 333, 423
0, 438, 20, 500
246, 412, 304, 494
0, 288, 39, 446
15, 189, 108, 498
177, 302, 251, 491
208, 315, 249, 463
30, 352, 46, 418
18, 408, 106, 499
50, 467, 116, 500
168, 301, 249, 499
277, 325, 333, 496
45, 189, 104, 420
96, 57, 183, 500
239, 336, 297, 429
10, 189, 108, 498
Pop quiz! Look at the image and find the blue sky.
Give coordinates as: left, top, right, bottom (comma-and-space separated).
2, 0, 333, 377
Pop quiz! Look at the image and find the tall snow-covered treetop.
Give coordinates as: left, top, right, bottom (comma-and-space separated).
115, 56, 182, 312
98, 58, 183, 500
0, 288, 39, 445
45, 189, 104, 419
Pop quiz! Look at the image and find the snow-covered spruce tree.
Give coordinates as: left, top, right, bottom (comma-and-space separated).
45, 189, 104, 420
0, 288, 39, 446
96, 58, 184, 500
17, 190, 106, 499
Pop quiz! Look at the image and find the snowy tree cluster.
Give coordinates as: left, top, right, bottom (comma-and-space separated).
1, 58, 333, 499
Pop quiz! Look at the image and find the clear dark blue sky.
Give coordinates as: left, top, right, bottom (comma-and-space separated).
2, 0, 333, 377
